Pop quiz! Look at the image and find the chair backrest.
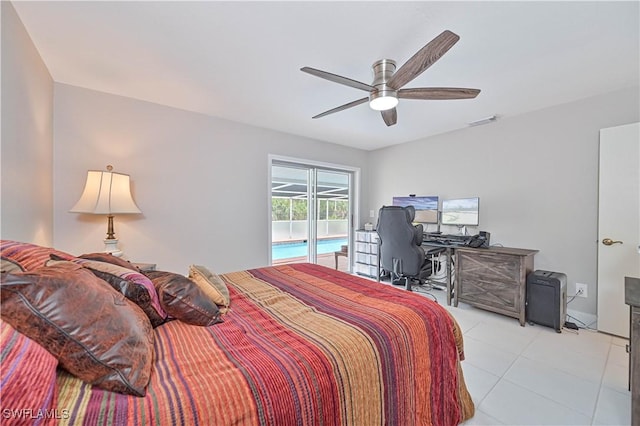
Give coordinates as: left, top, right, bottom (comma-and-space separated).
376, 206, 425, 276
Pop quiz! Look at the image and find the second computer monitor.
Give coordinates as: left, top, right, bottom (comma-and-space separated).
441, 197, 480, 226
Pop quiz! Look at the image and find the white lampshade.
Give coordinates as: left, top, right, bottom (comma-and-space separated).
70, 166, 141, 257
70, 169, 141, 214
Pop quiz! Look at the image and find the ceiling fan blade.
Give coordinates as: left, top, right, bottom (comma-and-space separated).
312, 97, 369, 119
301, 67, 374, 92
398, 87, 481, 100
387, 30, 460, 90
381, 108, 397, 126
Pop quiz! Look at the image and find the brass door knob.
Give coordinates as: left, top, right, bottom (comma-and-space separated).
602, 238, 623, 246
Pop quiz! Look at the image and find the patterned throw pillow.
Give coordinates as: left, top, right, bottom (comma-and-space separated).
1, 257, 24, 273
0, 240, 74, 271
1, 262, 154, 396
145, 270, 223, 327
49, 256, 167, 328
0, 319, 59, 417
188, 265, 230, 313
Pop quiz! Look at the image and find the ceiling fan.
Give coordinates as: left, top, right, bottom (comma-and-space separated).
301, 30, 480, 126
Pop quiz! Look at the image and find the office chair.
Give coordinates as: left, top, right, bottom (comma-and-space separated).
376, 205, 443, 292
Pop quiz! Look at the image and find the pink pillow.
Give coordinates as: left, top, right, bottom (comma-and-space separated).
0, 240, 74, 271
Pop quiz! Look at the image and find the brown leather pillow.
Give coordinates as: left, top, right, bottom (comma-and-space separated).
78, 252, 141, 272
0, 262, 154, 396
49, 255, 167, 328
145, 270, 223, 327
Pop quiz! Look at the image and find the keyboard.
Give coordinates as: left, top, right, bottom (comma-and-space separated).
423, 234, 471, 246
424, 239, 447, 245
444, 240, 468, 246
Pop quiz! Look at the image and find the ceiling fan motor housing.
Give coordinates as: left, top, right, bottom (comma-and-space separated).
369, 59, 398, 110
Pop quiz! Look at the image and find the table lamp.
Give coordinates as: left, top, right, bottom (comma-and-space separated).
70, 165, 141, 257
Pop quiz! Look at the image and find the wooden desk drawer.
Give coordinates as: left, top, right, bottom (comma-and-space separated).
457, 252, 520, 309
455, 247, 537, 325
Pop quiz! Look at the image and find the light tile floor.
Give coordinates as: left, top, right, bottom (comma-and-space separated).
286, 262, 632, 424
433, 294, 632, 425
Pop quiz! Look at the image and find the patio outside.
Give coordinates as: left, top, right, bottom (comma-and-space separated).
272, 198, 349, 271
271, 165, 350, 272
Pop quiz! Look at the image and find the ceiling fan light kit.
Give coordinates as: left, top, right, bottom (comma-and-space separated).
369, 59, 398, 111
369, 91, 398, 111
301, 30, 481, 127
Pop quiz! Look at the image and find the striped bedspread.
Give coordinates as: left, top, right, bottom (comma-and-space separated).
56, 263, 474, 425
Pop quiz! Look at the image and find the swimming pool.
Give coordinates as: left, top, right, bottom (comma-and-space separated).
272, 237, 348, 260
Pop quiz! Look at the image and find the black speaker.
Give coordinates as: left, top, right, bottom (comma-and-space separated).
526, 270, 567, 333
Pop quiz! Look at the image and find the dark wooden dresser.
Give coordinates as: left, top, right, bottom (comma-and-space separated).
625, 276, 640, 425
455, 246, 538, 326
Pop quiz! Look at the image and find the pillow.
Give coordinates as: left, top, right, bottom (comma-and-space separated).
1, 256, 24, 273
145, 270, 223, 327
188, 265, 230, 313
0, 262, 154, 396
0, 319, 59, 416
0, 240, 74, 271
50, 256, 167, 328
78, 252, 141, 272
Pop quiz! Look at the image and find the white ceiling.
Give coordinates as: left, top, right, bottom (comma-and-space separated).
12, 1, 640, 151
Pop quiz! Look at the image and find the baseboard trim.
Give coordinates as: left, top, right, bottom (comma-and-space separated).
566, 309, 597, 330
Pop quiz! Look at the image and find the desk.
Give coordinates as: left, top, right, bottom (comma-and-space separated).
422, 242, 461, 306
456, 246, 538, 326
421, 243, 538, 324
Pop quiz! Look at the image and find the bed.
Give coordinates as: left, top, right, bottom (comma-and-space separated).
1, 240, 474, 425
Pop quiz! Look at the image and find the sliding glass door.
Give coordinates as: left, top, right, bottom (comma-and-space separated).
271, 161, 352, 270
271, 164, 311, 262
313, 170, 350, 266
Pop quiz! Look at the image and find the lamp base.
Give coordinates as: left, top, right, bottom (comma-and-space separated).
103, 238, 123, 257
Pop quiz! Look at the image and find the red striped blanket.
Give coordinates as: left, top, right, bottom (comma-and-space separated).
54, 263, 474, 425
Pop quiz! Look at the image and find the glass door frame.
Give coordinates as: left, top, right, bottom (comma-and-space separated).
268, 154, 360, 270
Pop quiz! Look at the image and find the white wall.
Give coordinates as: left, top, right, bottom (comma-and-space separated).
53, 84, 368, 274
4, 0, 637, 321
368, 87, 640, 317
0, 1, 54, 245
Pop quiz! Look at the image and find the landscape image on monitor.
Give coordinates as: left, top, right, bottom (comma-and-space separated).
441, 197, 479, 226
392, 196, 439, 224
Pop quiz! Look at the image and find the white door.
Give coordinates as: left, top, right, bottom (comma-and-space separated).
597, 122, 640, 337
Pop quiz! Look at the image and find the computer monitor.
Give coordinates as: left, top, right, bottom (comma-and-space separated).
392, 196, 439, 224
441, 197, 480, 226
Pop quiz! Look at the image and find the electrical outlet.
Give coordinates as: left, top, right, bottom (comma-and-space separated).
369, 210, 375, 218
575, 283, 588, 298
